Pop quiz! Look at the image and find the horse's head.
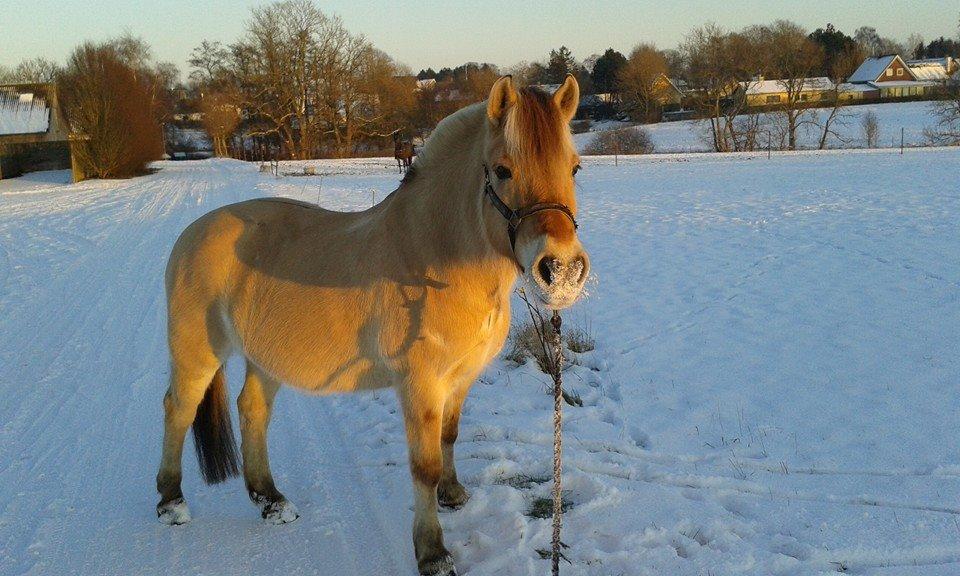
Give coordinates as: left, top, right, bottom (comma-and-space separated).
484, 74, 589, 310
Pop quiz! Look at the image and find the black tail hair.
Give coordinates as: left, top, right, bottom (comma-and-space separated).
192, 367, 240, 484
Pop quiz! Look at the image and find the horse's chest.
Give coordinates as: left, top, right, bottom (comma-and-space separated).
460, 300, 510, 363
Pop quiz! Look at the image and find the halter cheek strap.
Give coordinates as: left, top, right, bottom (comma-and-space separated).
482, 165, 578, 271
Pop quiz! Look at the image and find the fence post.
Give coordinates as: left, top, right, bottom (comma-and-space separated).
900, 127, 904, 155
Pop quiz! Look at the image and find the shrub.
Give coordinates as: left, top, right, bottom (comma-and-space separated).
506, 322, 551, 373
861, 110, 880, 149
59, 43, 163, 178
583, 127, 654, 155
569, 119, 592, 134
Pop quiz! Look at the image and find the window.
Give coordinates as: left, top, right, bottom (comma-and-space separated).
896, 68, 904, 77
886, 68, 894, 77
765, 95, 780, 103
800, 93, 810, 101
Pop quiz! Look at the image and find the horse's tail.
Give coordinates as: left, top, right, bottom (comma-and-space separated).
191, 367, 240, 484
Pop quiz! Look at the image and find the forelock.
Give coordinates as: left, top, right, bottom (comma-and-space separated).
502, 87, 572, 183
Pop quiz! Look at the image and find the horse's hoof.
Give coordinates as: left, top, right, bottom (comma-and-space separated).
259, 498, 300, 524
438, 483, 470, 509
157, 497, 191, 525
420, 554, 457, 576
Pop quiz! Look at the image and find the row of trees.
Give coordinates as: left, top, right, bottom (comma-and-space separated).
3, 3, 958, 169
185, 0, 471, 159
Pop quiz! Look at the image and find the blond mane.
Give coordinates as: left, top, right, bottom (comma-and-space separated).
409, 87, 574, 193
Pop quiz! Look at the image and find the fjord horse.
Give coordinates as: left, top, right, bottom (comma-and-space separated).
156, 75, 589, 576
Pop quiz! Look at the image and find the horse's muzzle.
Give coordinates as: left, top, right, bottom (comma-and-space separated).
531, 250, 589, 309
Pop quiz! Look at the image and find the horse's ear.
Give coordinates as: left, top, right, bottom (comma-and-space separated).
553, 74, 580, 122
487, 76, 517, 126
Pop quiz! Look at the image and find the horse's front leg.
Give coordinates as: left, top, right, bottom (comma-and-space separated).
438, 383, 470, 509
400, 381, 456, 576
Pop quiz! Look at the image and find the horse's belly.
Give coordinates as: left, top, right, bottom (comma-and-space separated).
227, 285, 396, 394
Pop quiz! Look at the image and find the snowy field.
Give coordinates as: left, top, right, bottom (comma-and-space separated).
574, 101, 944, 153
1, 149, 959, 575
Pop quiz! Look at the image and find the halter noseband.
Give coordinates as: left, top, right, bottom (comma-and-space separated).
482, 164, 578, 270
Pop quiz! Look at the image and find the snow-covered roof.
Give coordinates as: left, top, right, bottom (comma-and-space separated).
837, 82, 879, 93
741, 77, 834, 95
0, 88, 51, 136
848, 55, 897, 83
415, 78, 436, 90
657, 75, 689, 94
905, 58, 953, 82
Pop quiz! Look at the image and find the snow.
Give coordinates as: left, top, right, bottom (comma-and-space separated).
906, 58, 954, 82
848, 56, 902, 84
743, 77, 833, 95
574, 101, 945, 153
2, 149, 959, 575
0, 90, 50, 136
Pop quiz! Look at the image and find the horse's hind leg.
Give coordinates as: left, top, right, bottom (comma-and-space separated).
238, 361, 298, 524
156, 362, 221, 524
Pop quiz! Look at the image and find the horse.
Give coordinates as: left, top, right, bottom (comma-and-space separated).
395, 139, 415, 173
155, 74, 589, 576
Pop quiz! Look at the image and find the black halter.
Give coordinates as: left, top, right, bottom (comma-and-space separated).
482, 164, 578, 269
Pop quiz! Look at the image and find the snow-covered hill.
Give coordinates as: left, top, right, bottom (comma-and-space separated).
574, 101, 944, 153
2, 150, 959, 575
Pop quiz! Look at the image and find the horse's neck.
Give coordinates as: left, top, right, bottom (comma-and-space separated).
380, 110, 516, 286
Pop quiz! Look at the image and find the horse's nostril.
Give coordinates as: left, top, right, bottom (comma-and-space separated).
574, 256, 588, 283
537, 257, 556, 285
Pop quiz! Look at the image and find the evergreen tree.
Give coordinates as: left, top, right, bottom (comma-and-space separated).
809, 24, 857, 75
546, 46, 578, 84
591, 48, 627, 94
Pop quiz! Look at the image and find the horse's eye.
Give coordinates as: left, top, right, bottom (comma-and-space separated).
573, 164, 582, 176
494, 165, 512, 180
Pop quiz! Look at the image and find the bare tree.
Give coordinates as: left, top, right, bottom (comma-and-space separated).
201, 91, 242, 156
189, 41, 231, 87
754, 20, 825, 150
2, 58, 60, 84
924, 88, 960, 145
617, 43, 669, 122
862, 110, 880, 148
683, 24, 759, 152
817, 45, 865, 149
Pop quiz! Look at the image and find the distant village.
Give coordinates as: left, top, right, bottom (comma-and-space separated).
1, 8, 959, 180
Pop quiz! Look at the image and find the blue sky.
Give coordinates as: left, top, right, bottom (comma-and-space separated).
2, 0, 956, 74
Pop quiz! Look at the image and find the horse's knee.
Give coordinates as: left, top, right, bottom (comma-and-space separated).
441, 415, 460, 446
411, 455, 442, 488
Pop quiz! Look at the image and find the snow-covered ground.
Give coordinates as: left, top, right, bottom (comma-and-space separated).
574, 101, 944, 154
2, 149, 959, 575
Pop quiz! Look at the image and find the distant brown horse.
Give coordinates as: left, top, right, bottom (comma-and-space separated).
395, 138, 415, 172
156, 75, 589, 576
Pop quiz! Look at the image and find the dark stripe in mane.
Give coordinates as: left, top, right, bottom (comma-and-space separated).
505, 87, 570, 188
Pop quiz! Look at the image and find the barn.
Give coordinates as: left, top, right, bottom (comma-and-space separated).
0, 83, 79, 181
